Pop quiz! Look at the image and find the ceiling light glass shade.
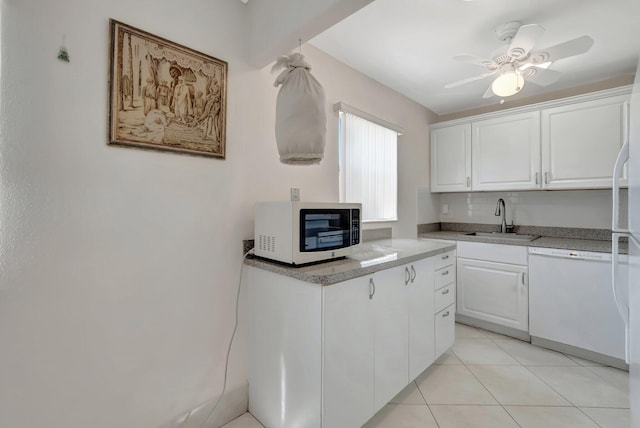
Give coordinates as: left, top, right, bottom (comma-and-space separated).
491, 71, 524, 97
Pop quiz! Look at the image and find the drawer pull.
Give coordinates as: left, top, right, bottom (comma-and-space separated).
441, 270, 449, 276
442, 311, 450, 317
442, 289, 450, 295
442, 255, 449, 260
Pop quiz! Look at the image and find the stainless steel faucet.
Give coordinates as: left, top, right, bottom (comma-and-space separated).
495, 198, 507, 233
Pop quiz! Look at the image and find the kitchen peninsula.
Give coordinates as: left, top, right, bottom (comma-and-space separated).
246, 239, 456, 428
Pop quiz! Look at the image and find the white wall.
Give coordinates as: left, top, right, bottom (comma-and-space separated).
437, 189, 625, 230
0, 1, 435, 427
246, 0, 374, 67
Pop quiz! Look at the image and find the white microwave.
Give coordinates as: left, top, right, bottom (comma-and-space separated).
254, 201, 362, 265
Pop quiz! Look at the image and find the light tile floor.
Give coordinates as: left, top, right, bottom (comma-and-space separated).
223, 323, 630, 428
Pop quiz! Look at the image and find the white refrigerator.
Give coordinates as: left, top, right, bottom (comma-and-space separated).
612, 58, 640, 426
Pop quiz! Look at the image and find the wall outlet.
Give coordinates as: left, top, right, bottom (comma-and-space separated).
290, 188, 300, 202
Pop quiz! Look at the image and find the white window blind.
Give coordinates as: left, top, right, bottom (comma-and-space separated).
339, 110, 398, 222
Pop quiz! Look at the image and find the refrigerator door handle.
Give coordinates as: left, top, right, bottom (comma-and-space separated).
612, 233, 629, 326
612, 232, 630, 363
612, 140, 630, 233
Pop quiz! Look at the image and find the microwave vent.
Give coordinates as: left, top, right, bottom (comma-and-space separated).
258, 234, 276, 253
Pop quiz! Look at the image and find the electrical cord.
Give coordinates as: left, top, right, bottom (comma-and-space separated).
182, 248, 255, 428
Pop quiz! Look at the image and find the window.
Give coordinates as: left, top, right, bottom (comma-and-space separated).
337, 104, 402, 222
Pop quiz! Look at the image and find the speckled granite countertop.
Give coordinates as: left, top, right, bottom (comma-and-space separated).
418, 230, 626, 254
244, 238, 456, 285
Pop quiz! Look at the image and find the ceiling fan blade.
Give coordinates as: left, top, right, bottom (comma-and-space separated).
508, 24, 545, 59
531, 35, 594, 63
482, 85, 495, 99
445, 71, 497, 89
453, 54, 496, 68
526, 67, 562, 86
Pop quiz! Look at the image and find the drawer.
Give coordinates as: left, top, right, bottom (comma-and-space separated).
435, 265, 455, 290
435, 304, 455, 358
434, 250, 455, 270
457, 241, 527, 265
435, 283, 455, 313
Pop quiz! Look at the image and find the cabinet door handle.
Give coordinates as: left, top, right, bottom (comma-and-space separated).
405, 267, 411, 285
521, 272, 527, 286
466, 177, 470, 187
410, 265, 416, 283
369, 278, 376, 299
442, 311, 450, 317
442, 289, 450, 295
535, 172, 539, 185
544, 172, 549, 184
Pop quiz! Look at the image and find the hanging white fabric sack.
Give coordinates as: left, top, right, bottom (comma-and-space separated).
272, 53, 326, 165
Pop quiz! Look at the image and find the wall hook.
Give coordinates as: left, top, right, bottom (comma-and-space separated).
57, 34, 70, 62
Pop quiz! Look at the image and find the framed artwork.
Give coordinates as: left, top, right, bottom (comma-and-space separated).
108, 19, 227, 158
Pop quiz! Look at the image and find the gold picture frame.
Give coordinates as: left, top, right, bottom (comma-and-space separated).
108, 19, 227, 158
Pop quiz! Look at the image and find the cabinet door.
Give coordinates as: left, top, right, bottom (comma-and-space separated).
373, 266, 409, 412
541, 94, 630, 189
435, 304, 456, 358
431, 124, 472, 192
407, 258, 435, 380
456, 258, 528, 332
472, 112, 541, 191
323, 277, 374, 428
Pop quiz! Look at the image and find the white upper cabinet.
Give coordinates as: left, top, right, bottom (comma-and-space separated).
471, 112, 541, 191
429, 87, 631, 193
541, 94, 630, 189
430, 124, 471, 192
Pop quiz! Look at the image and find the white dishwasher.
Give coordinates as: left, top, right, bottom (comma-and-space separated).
529, 247, 628, 362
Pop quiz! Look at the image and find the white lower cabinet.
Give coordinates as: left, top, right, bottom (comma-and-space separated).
456, 242, 528, 333
323, 276, 374, 428
434, 250, 456, 358
372, 265, 409, 410
408, 257, 436, 381
248, 250, 456, 428
435, 304, 455, 357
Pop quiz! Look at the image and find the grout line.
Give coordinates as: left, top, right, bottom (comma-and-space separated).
451, 326, 526, 427
456, 323, 589, 427
425, 404, 442, 428
388, 323, 628, 428
573, 406, 607, 428
520, 364, 587, 409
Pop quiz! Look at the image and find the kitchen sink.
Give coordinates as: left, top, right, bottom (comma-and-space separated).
462, 232, 540, 241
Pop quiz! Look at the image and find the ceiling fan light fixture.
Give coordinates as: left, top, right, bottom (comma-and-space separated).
491, 71, 524, 97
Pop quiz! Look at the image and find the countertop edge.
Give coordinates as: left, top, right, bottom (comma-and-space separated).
245, 244, 455, 286
418, 231, 626, 254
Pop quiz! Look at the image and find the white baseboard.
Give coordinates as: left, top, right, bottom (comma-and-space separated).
163, 383, 249, 428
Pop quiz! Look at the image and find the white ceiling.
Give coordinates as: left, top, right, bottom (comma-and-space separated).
310, 0, 640, 115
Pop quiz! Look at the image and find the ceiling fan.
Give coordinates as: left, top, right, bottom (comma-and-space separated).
445, 21, 594, 98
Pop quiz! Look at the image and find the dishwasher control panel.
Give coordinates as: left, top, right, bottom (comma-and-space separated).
529, 247, 611, 261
